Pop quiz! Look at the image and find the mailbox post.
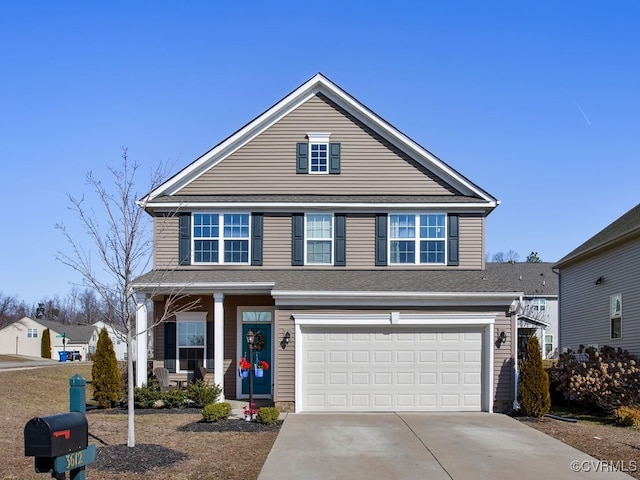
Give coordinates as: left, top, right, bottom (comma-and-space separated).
24, 375, 95, 480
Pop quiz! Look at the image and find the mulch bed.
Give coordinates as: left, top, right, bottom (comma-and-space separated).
94, 444, 188, 473
179, 418, 283, 432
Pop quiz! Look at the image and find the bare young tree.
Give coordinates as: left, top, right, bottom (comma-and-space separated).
491, 250, 520, 263
56, 148, 199, 447
0, 292, 29, 329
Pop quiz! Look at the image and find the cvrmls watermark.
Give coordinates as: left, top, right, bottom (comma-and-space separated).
570, 460, 637, 473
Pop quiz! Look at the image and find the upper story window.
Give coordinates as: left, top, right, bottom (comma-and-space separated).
306, 214, 333, 264
193, 213, 250, 264
389, 214, 446, 264
27, 328, 38, 338
296, 133, 341, 175
532, 298, 546, 311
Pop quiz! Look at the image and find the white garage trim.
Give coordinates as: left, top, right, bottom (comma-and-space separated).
294, 313, 496, 413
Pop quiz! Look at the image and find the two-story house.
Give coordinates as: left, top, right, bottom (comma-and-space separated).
554, 202, 640, 356
132, 74, 523, 413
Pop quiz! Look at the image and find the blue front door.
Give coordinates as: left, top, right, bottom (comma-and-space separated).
241, 323, 272, 396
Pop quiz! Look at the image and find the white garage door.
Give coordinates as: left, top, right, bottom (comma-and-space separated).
301, 327, 483, 412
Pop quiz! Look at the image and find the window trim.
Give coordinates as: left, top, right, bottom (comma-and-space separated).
176, 312, 207, 373
610, 293, 622, 339
27, 328, 38, 338
304, 213, 334, 265
191, 212, 251, 265
544, 334, 553, 356
307, 133, 331, 175
388, 213, 447, 265
532, 298, 546, 311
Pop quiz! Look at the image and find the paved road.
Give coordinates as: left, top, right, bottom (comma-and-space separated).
259, 412, 634, 480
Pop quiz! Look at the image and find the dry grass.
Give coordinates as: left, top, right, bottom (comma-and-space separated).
0, 364, 278, 480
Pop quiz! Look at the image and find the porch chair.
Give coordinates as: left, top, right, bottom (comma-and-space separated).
153, 367, 177, 391
191, 366, 207, 385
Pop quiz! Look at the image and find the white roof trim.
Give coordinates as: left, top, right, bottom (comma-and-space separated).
148, 201, 496, 211
144, 73, 497, 203
294, 312, 496, 326
272, 290, 518, 307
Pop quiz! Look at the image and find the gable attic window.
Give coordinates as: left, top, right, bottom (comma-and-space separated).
27, 328, 38, 338
389, 214, 446, 264
296, 133, 341, 174
193, 213, 250, 264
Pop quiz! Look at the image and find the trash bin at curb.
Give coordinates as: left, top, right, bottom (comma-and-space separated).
58, 351, 68, 363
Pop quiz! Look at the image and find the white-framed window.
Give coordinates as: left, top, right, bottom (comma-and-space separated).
305, 213, 333, 264
27, 328, 38, 338
193, 213, 250, 264
307, 133, 330, 174
177, 312, 207, 372
610, 293, 622, 339
544, 334, 553, 356
532, 298, 546, 311
389, 213, 446, 264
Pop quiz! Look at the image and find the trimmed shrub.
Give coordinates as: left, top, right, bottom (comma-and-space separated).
161, 388, 187, 408
549, 345, 640, 413
518, 335, 551, 417
41, 328, 51, 359
202, 402, 233, 422
256, 406, 280, 425
92, 327, 122, 408
614, 406, 640, 427
185, 380, 222, 408
134, 383, 162, 409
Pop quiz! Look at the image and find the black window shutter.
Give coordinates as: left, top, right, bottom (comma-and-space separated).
448, 214, 459, 266
291, 213, 304, 266
251, 213, 263, 266
178, 213, 191, 266
164, 321, 177, 373
334, 214, 346, 266
206, 320, 214, 373
296, 143, 308, 174
329, 143, 341, 174
375, 214, 388, 266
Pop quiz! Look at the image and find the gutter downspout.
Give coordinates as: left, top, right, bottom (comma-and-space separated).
513, 295, 521, 411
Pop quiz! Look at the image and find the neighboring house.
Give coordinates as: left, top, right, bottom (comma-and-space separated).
132, 73, 525, 413
487, 263, 559, 359
0, 317, 95, 360
554, 203, 640, 356
91, 320, 129, 361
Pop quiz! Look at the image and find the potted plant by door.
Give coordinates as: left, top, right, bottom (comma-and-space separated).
238, 357, 250, 378
254, 360, 269, 378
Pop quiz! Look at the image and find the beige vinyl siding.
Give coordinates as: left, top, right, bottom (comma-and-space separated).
274, 310, 295, 403
153, 214, 179, 269
263, 215, 292, 267
153, 211, 485, 270
346, 214, 376, 267
559, 238, 640, 355
459, 214, 484, 270
177, 94, 459, 196
493, 310, 513, 411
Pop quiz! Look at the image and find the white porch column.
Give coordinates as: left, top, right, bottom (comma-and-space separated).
213, 292, 225, 400
135, 292, 148, 388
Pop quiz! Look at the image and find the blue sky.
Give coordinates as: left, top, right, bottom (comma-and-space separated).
1, 1, 639, 306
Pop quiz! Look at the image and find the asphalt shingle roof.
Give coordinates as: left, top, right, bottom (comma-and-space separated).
555, 202, 640, 268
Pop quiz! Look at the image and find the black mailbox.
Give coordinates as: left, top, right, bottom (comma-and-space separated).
24, 411, 88, 458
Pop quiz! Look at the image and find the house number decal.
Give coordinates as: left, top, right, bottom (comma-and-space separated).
65, 451, 84, 470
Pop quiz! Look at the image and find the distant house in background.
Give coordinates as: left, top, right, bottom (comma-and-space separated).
91, 320, 129, 361
0, 317, 94, 360
554, 203, 640, 357
488, 263, 558, 359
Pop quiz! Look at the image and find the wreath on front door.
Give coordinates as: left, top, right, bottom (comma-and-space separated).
253, 330, 265, 351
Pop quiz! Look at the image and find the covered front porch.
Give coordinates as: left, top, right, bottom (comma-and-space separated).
133, 288, 279, 403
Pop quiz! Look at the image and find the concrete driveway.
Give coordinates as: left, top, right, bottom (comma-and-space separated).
259, 413, 634, 480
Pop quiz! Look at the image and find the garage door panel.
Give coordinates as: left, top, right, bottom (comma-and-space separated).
302, 327, 484, 412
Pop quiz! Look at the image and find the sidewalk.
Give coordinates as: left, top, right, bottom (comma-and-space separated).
0, 355, 75, 371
